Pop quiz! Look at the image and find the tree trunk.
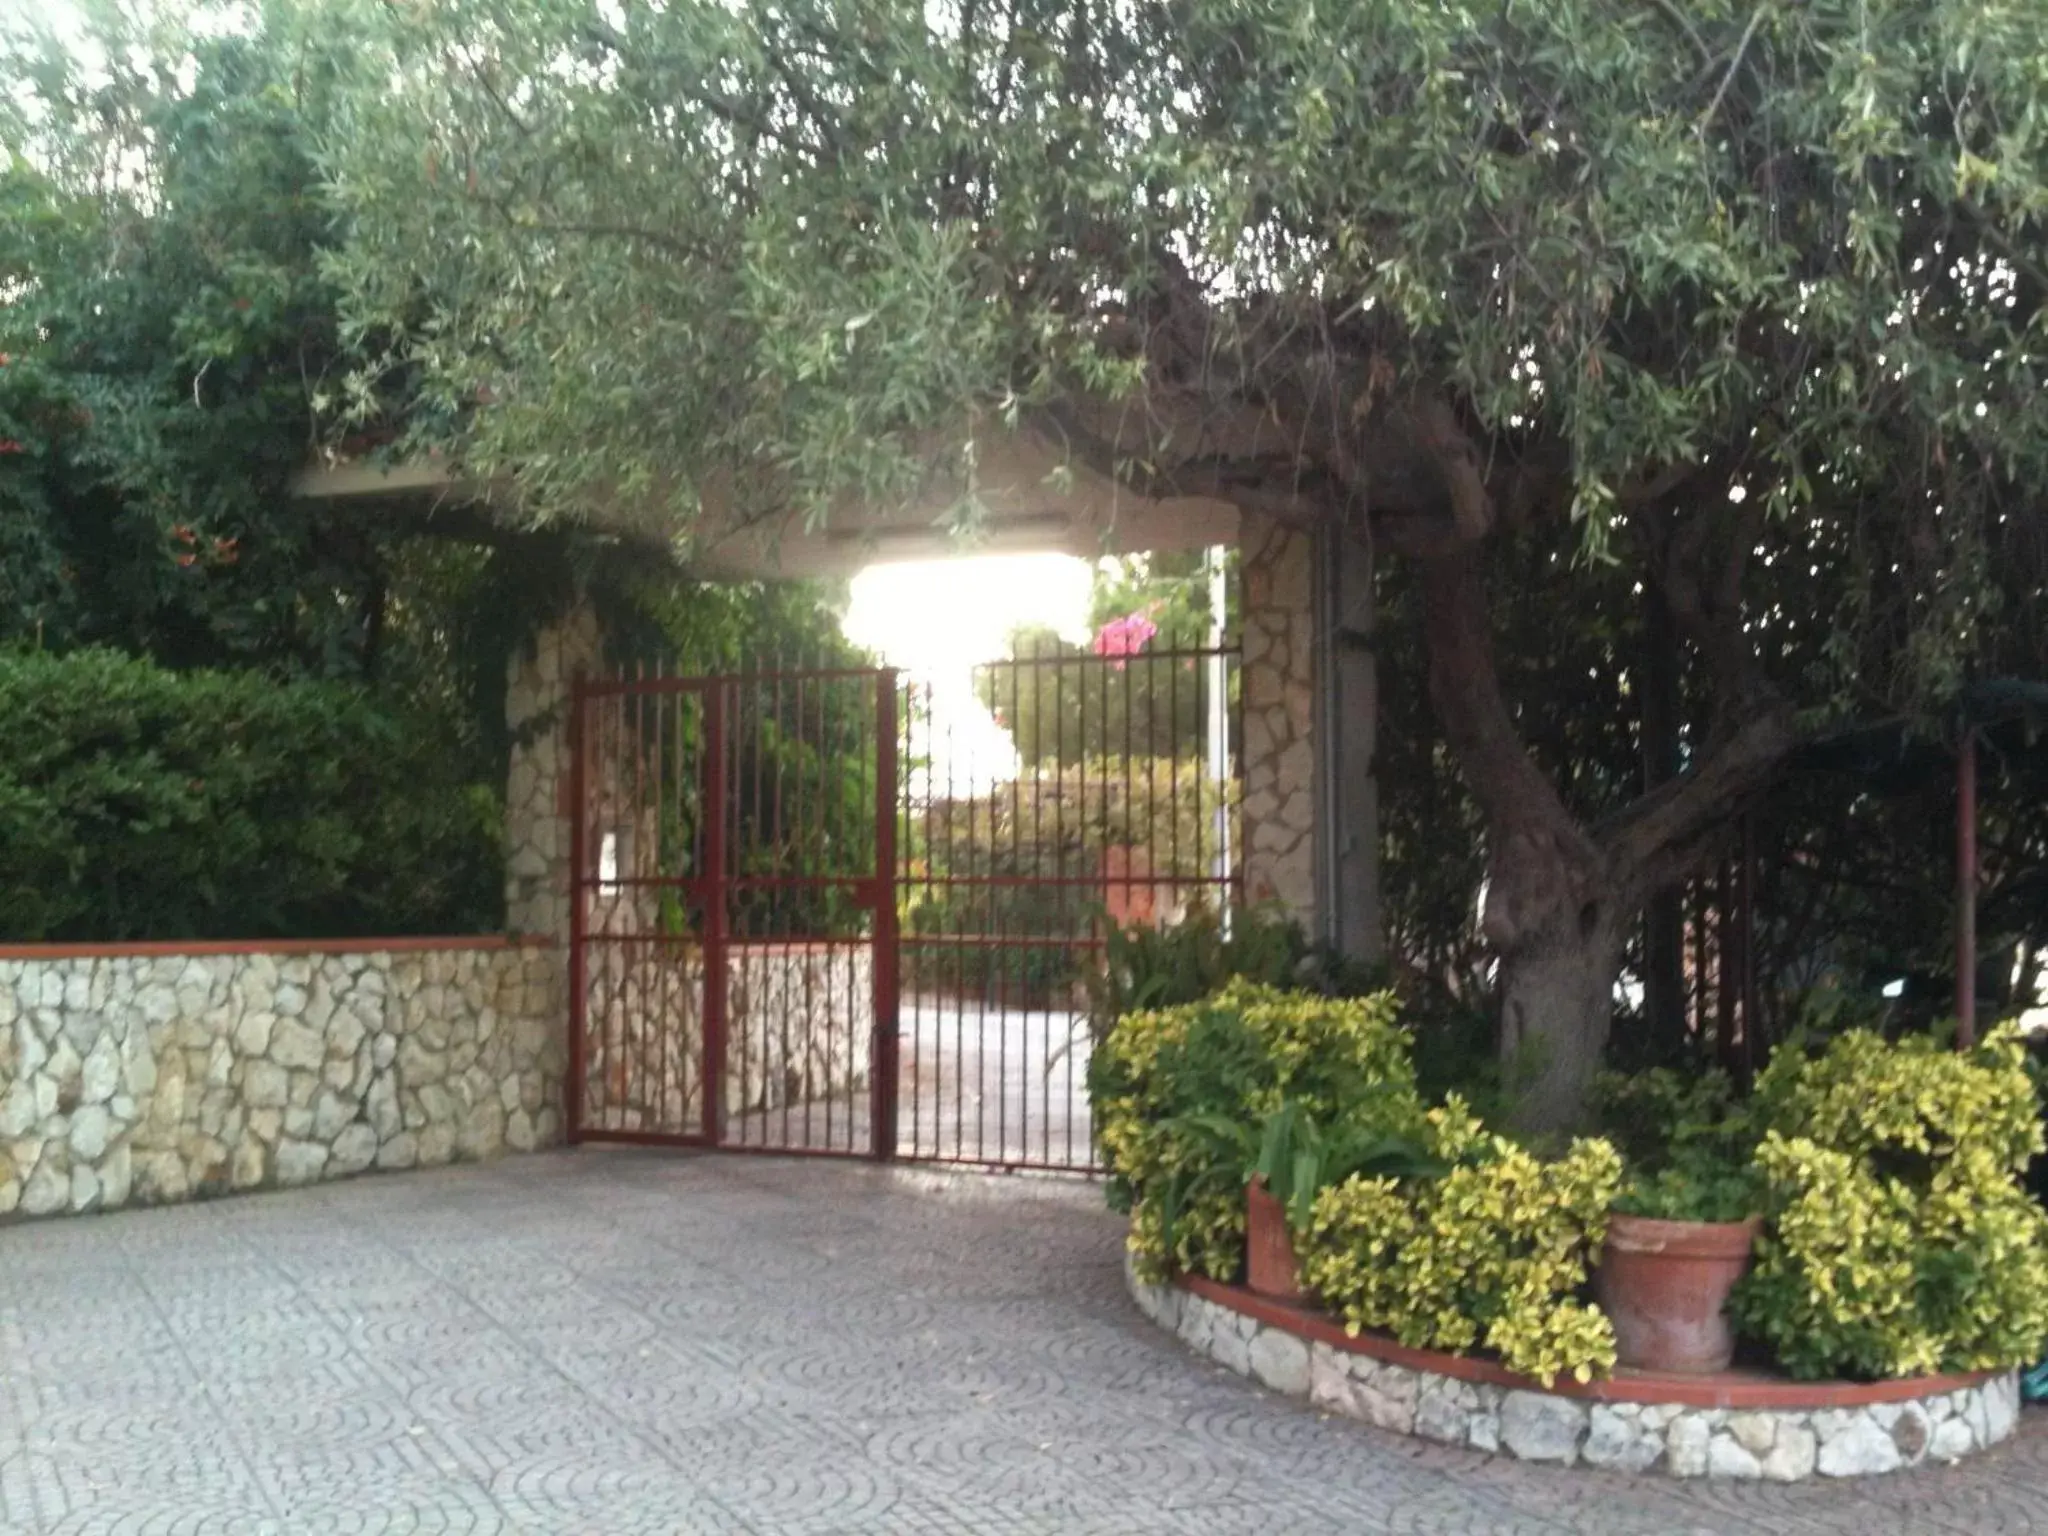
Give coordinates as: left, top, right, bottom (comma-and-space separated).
1327, 529, 1384, 965
1498, 915, 1625, 1140
1414, 546, 1796, 1134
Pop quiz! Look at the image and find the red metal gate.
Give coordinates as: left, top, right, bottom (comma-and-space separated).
895, 643, 1241, 1172
568, 666, 899, 1157
567, 644, 1240, 1172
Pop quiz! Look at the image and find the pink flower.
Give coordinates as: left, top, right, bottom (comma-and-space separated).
1093, 611, 1159, 669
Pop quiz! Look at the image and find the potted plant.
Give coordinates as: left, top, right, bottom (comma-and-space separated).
1594, 1149, 1761, 1373
1245, 1101, 1445, 1301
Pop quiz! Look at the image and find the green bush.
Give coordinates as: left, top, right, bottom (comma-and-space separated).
1593, 1065, 1761, 1223
1732, 1025, 2048, 1380
902, 756, 1237, 1004
1086, 902, 1308, 1037
1299, 1108, 1623, 1387
1092, 981, 1421, 1281
1095, 975, 1624, 1387
0, 647, 500, 941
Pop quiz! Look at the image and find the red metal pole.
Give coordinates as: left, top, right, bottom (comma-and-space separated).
703, 681, 730, 1142
1957, 729, 1978, 1049
871, 669, 902, 1161
1739, 813, 1760, 1082
565, 678, 588, 1144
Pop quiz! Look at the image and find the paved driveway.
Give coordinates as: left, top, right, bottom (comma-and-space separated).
2, 1152, 2044, 1535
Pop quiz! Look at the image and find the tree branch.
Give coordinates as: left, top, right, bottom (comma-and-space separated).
1602, 699, 1799, 901
1418, 550, 1606, 953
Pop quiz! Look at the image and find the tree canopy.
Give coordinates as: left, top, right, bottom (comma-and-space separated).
0, 3, 872, 940
7, 0, 2039, 1119
309, 0, 2047, 1125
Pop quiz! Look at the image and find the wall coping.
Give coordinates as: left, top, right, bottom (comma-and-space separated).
1178, 1274, 2002, 1411
0, 935, 557, 962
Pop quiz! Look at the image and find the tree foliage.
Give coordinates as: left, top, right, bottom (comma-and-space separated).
0, 4, 378, 670
309, 0, 2048, 1124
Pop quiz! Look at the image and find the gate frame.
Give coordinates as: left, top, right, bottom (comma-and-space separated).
565, 646, 1242, 1172
566, 666, 903, 1158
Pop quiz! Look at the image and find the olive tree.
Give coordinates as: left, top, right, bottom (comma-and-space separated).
313, 0, 2048, 1129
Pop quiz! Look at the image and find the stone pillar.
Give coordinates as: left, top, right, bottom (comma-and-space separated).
1239, 514, 1318, 929
503, 607, 602, 943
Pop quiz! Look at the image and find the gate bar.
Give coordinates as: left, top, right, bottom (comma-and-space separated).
872, 669, 901, 1161
566, 679, 589, 1144
702, 679, 730, 1144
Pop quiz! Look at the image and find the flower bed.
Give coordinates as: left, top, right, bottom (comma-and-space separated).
1095, 981, 2048, 1476
1126, 1259, 2021, 1478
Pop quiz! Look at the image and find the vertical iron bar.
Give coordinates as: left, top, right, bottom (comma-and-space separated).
566, 678, 589, 1142
1957, 729, 1978, 1049
650, 677, 667, 1133
704, 680, 730, 1144
874, 669, 901, 1160
804, 674, 819, 1150
1740, 812, 1761, 1080
1715, 861, 1736, 1073
949, 672, 964, 1161
806, 679, 823, 1146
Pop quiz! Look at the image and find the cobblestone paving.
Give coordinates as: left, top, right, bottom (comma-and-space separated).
2, 1151, 2044, 1535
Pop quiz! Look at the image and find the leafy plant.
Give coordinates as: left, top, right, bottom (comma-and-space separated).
1732, 1026, 2048, 1380
1093, 981, 1418, 1281
1252, 1100, 1446, 1231
1298, 1102, 1625, 1387
1612, 1148, 1759, 1225
1086, 904, 1308, 1042
1594, 1064, 1761, 1223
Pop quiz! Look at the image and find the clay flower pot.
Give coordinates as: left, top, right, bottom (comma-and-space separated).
1595, 1212, 1762, 1374
1245, 1178, 1308, 1301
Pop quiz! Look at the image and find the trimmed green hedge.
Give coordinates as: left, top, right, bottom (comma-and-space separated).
0, 648, 500, 942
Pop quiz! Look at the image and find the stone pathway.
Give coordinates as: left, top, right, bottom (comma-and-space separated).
1, 1151, 2044, 1535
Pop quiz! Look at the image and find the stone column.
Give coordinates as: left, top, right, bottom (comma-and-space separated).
503, 606, 603, 944
1239, 514, 1318, 930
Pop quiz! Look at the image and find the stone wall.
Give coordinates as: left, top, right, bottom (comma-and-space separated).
726, 943, 875, 1115
1239, 513, 1318, 929
0, 940, 564, 1222
1127, 1261, 2021, 1480
505, 608, 603, 944
579, 940, 875, 1135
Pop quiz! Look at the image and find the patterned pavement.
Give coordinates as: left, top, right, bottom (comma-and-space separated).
1, 1151, 2045, 1535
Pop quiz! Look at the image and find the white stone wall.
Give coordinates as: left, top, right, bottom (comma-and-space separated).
0, 943, 565, 1222
1240, 513, 1318, 928
727, 944, 875, 1115
578, 940, 875, 1134
1127, 1260, 2021, 1480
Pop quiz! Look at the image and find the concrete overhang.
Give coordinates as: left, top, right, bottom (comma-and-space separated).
292, 432, 1241, 579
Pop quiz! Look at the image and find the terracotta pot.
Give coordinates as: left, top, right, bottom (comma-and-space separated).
1594, 1211, 1762, 1374
1245, 1178, 1308, 1301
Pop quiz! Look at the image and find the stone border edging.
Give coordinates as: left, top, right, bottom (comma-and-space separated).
1126, 1257, 2021, 1478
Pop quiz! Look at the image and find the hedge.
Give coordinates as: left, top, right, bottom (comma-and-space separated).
0, 648, 500, 942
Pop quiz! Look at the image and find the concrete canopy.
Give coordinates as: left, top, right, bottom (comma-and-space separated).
291, 431, 1240, 579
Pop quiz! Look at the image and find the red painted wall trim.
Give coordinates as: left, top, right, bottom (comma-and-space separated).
1177, 1275, 1999, 1411
0, 935, 558, 962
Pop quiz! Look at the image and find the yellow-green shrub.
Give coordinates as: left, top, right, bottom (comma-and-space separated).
1093, 980, 1417, 1282
1298, 1100, 1623, 1386
1733, 1025, 2048, 1380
